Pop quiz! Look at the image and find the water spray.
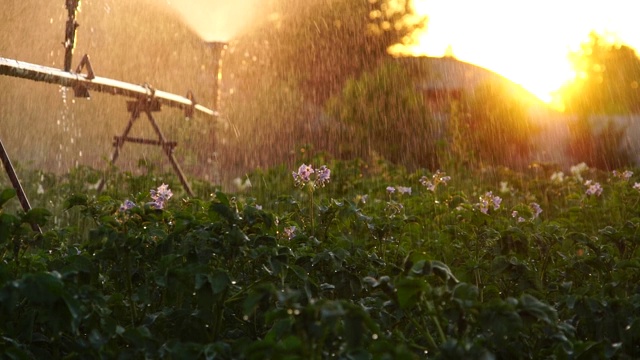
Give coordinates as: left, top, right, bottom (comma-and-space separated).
206, 41, 227, 113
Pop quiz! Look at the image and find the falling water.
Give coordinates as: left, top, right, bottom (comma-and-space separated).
56, 86, 82, 169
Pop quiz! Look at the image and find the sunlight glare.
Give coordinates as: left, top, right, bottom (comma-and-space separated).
394, 0, 640, 106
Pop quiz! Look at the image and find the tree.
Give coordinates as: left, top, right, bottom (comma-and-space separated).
462, 79, 538, 168
325, 60, 439, 170
561, 32, 640, 115
560, 32, 637, 169
220, 0, 427, 174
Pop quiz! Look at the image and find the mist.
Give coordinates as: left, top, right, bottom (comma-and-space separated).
156, 0, 271, 41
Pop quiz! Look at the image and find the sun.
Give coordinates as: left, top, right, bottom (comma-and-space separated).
392, 0, 640, 109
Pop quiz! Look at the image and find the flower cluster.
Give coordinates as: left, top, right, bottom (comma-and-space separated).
550, 171, 565, 183
420, 170, 451, 192
119, 199, 136, 212
149, 183, 173, 209
292, 164, 331, 188
530, 202, 543, 218
612, 170, 633, 181
584, 180, 603, 197
117, 184, 174, 213
477, 191, 502, 214
512, 211, 526, 223
570, 162, 589, 182
283, 226, 297, 240
634, 183, 640, 191
387, 186, 411, 195
512, 202, 543, 223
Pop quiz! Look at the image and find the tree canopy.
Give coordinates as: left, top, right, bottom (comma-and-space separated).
561, 32, 640, 115
220, 0, 427, 173
325, 59, 439, 169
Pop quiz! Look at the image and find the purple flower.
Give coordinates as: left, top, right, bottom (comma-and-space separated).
149, 183, 173, 209
420, 170, 451, 192
613, 170, 633, 181
511, 211, 526, 223
119, 199, 136, 212
386, 186, 396, 194
316, 165, 331, 187
530, 202, 543, 219
292, 164, 331, 188
634, 182, 640, 191
478, 191, 501, 214
292, 164, 314, 187
284, 226, 297, 240
422, 180, 436, 192
584, 180, 603, 196
397, 186, 412, 195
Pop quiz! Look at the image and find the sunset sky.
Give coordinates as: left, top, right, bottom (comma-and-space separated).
395, 0, 640, 104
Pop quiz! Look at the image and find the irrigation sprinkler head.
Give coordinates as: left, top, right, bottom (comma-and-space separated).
65, 0, 81, 12
63, 0, 81, 72
205, 41, 228, 113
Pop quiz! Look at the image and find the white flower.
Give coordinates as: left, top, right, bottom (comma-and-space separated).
570, 162, 589, 182
550, 171, 565, 183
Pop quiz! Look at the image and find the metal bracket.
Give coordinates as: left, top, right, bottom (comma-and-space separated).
72, 54, 95, 98
185, 90, 197, 118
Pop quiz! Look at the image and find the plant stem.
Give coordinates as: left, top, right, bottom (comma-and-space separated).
124, 250, 137, 326
409, 315, 438, 350
310, 185, 315, 234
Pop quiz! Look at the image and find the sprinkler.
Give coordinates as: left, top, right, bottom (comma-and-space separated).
0, 1, 219, 217
64, 0, 81, 72
205, 41, 227, 114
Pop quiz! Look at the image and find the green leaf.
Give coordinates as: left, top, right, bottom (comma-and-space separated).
518, 294, 557, 324
395, 277, 425, 309
19, 272, 65, 304
0, 212, 19, 242
243, 283, 275, 315
0, 188, 16, 208
63, 194, 88, 209
209, 202, 237, 224
210, 270, 230, 295
21, 208, 51, 227
452, 282, 479, 308
428, 260, 459, 287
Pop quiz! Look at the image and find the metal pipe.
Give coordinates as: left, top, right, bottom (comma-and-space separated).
0, 57, 217, 118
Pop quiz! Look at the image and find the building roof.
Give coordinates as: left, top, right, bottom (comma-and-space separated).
395, 55, 510, 91
397, 56, 550, 107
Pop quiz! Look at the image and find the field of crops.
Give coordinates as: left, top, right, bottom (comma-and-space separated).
1, 159, 639, 359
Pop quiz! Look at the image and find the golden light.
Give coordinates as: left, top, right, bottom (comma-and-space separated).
392, 0, 640, 108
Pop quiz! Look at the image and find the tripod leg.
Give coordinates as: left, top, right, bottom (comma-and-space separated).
144, 111, 194, 197
0, 138, 41, 233
97, 107, 141, 193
